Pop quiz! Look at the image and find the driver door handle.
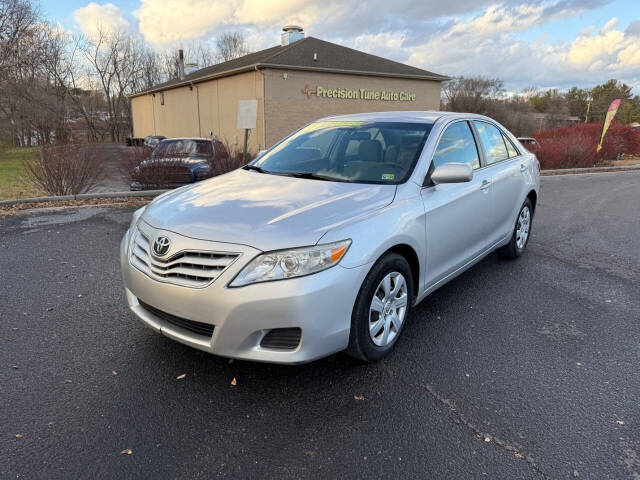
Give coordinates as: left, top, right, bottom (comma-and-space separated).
480, 179, 491, 190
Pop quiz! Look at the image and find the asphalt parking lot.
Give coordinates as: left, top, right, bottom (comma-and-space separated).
2, 171, 639, 479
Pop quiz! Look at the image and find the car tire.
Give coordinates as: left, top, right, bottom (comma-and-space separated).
346, 252, 414, 362
497, 198, 533, 259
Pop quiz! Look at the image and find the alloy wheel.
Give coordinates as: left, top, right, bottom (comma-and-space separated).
369, 272, 408, 347
516, 206, 531, 249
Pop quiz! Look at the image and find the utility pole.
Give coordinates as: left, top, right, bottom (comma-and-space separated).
585, 102, 591, 123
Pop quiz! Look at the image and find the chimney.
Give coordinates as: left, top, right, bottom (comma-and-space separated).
281, 25, 304, 46
178, 49, 185, 80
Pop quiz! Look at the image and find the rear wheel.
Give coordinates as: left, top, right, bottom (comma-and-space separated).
498, 198, 533, 259
346, 253, 413, 362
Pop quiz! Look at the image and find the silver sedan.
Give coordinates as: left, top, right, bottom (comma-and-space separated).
120, 111, 540, 363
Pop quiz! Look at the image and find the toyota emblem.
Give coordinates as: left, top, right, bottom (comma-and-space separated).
153, 236, 171, 256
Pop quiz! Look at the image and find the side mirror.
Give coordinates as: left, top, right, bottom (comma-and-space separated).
431, 162, 473, 184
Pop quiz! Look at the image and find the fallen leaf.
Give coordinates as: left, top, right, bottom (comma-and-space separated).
303, 450, 315, 456
617, 420, 625, 425
363, 456, 368, 460
12, 365, 18, 369
576, 362, 583, 366
231, 377, 237, 386
176, 373, 186, 380
65, 379, 72, 383
120, 449, 133, 455
354, 395, 365, 401
573, 470, 579, 477
484, 437, 491, 443
77, 294, 83, 298
465, 373, 470, 377
15, 434, 23, 438
112, 371, 118, 376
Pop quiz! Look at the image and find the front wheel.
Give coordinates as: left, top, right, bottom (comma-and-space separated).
346, 253, 414, 362
498, 198, 533, 259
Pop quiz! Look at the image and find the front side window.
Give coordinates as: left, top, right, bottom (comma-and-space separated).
473, 121, 509, 165
432, 121, 480, 170
252, 121, 433, 184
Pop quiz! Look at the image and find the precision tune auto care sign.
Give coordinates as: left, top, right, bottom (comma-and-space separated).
301, 84, 417, 102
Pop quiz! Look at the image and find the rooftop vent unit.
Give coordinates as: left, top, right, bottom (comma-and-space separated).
185, 62, 198, 75
281, 25, 304, 46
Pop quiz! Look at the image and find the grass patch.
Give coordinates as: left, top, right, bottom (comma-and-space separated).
0, 147, 43, 200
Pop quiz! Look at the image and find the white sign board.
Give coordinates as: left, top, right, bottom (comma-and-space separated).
237, 100, 258, 129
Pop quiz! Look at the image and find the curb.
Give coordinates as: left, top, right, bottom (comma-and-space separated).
0, 190, 169, 207
1, 164, 638, 206
541, 165, 640, 176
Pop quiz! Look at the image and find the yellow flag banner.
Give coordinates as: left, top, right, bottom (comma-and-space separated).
597, 99, 621, 152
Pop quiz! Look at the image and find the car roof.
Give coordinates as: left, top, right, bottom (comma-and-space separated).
315, 110, 494, 124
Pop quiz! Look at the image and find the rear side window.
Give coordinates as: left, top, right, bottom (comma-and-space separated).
432, 121, 480, 170
503, 134, 519, 158
473, 121, 508, 165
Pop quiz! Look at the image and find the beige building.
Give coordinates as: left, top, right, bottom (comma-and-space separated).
130, 26, 448, 153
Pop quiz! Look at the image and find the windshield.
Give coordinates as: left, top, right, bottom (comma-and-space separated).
252, 121, 433, 184
154, 140, 213, 158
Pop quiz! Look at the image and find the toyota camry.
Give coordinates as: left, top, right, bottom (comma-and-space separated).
120, 111, 540, 363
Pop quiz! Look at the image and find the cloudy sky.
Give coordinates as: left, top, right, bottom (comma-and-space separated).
42, 0, 640, 92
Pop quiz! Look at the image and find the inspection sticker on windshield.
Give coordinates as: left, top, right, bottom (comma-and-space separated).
381, 173, 395, 180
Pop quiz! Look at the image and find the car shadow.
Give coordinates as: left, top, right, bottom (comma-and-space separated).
133, 250, 511, 395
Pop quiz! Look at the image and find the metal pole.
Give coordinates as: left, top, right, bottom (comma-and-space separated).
585, 102, 591, 123
243, 128, 249, 163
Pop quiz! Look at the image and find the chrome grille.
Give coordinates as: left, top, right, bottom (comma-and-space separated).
129, 228, 239, 288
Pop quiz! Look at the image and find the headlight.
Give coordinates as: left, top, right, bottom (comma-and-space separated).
129, 206, 146, 231
193, 165, 212, 180
229, 239, 352, 287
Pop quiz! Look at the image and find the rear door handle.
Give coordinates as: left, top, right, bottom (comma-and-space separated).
520, 164, 527, 172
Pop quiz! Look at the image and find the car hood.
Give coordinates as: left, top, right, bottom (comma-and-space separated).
142, 169, 396, 251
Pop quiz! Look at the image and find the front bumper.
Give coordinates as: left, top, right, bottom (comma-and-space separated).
120, 226, 370, 364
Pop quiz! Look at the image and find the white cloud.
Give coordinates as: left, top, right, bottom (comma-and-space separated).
119, 0, 639, 90
567, 29, 625, 67
396, 8, 640, 90
134, 0, 234, 44
73, 2, 129, 39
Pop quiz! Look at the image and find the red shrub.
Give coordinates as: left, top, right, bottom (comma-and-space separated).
532, 123, 640, 169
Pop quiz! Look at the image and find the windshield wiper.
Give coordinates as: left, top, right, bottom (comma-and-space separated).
243, 164, 269, 174
275, 172, 352, 183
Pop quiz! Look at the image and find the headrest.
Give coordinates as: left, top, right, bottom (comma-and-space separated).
358, 140, 382, 162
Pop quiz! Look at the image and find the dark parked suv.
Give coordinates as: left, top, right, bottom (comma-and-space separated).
131, 138, 229, 191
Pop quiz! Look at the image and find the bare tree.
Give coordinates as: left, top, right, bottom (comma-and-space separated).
80, 26, 148, 142
157, 40, 216, 80
24, 144, 104, 195
442, 76, 505, 114
0, 0, 38, 70
216, 32, 247, 63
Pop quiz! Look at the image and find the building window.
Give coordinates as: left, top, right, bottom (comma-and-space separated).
160, 92, 164, 106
